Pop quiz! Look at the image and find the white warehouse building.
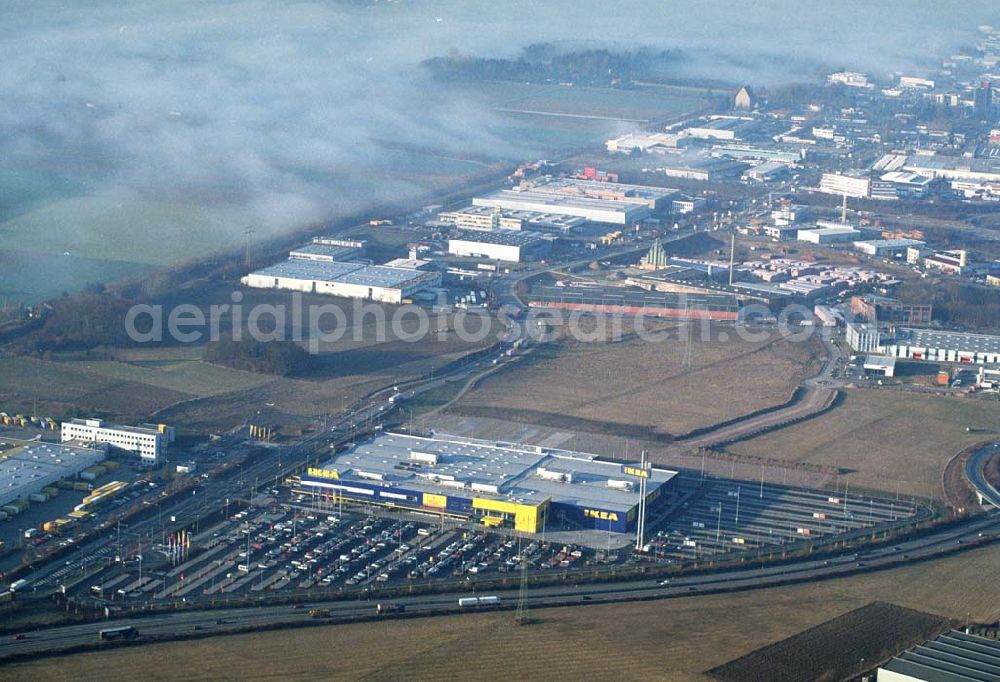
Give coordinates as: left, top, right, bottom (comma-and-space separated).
473, 190, 650, 225
797, 226, 861, 244
0, 440, 108, 508
448, 231, 551, 263
242, 260, 442, 304
61, 419, 174, 464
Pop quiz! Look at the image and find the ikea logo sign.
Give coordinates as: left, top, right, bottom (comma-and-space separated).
621, 465, 650, 479
583, 509, 619, 522
307, 467, 339, 480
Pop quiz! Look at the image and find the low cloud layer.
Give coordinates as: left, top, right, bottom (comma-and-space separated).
1, 0, 995, 236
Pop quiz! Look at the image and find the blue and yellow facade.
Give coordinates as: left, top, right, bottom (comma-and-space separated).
300, 469, 665, 534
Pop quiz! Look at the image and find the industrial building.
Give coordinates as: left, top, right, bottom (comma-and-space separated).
827, 71, 873, 88
527, 284, 741, 321
61, 419, 174, 464
0, 440, 108, 508
744, 161, 791, 182
288, 242, 361, 263
471, 178, 677, 226
879, 171, 934, 199
241, 259, 442, 304
883, 328, 1000, 364
447, 230, 551, 263
672, 198, 707, 214
862, 355, 896, 377
437, 205, 586, 233
853, 238, 926, 257
771, 203, 812, 226
904, 154, 1000, 183
923, 250, 969, 275
797, 226, 861, 244
761, 225, 799, 241
713, 144, 803, 164
657, 158, 749, 182
298, 432, 677, 533
606, 132, 684, 154
850, 295, 933, 325
679, 116, 760, 141
520, 177, 677, 212
473, 189, 649, 225
878, 630, 1000, 681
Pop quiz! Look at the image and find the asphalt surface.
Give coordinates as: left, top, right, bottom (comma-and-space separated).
965, 441, 1000, 509
2, 509, 998, 660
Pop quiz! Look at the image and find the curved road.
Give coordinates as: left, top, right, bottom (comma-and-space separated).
965, 441, 1000, 509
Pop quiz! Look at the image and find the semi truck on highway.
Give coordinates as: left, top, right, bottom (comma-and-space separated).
99, 625, 138, 641
458, 595, 501, 607
376, 602, 405, 615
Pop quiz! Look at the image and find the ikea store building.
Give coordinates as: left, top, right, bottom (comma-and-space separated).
298, 433, 676, 533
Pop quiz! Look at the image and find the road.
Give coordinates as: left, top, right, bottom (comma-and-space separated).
965, 441, 1000, 509
661, 327, 842, 457
2, 509, 998, 661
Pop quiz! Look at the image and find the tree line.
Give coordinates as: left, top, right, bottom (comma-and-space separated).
423, 43, 685, 86
203, 336, 312, 376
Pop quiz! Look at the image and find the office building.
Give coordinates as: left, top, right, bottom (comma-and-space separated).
61, 419, 174, 464
819, 172, 871, 199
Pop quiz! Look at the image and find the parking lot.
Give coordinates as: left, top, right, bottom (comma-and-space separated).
644, 475, 920, 560
72, 472, 921, 605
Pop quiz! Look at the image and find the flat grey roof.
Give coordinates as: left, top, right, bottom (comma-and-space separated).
450, 230, 548, 247
249, 260, 365, 282
881, 630, 1000, 681
444, 205, 585, 227
895, 328, 1000, 354
531, 177, 679, 201
335, 265, 432, 288
854, 238, 926, 248
476, 190, 648, 215
316, 432, 676, 513
289, 243, 358, 259
0, 440, 105, 492
800, 226, 860, 236
65, 418, 162, 436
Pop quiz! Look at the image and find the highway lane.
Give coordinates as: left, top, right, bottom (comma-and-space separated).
3, 510, 998, 661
